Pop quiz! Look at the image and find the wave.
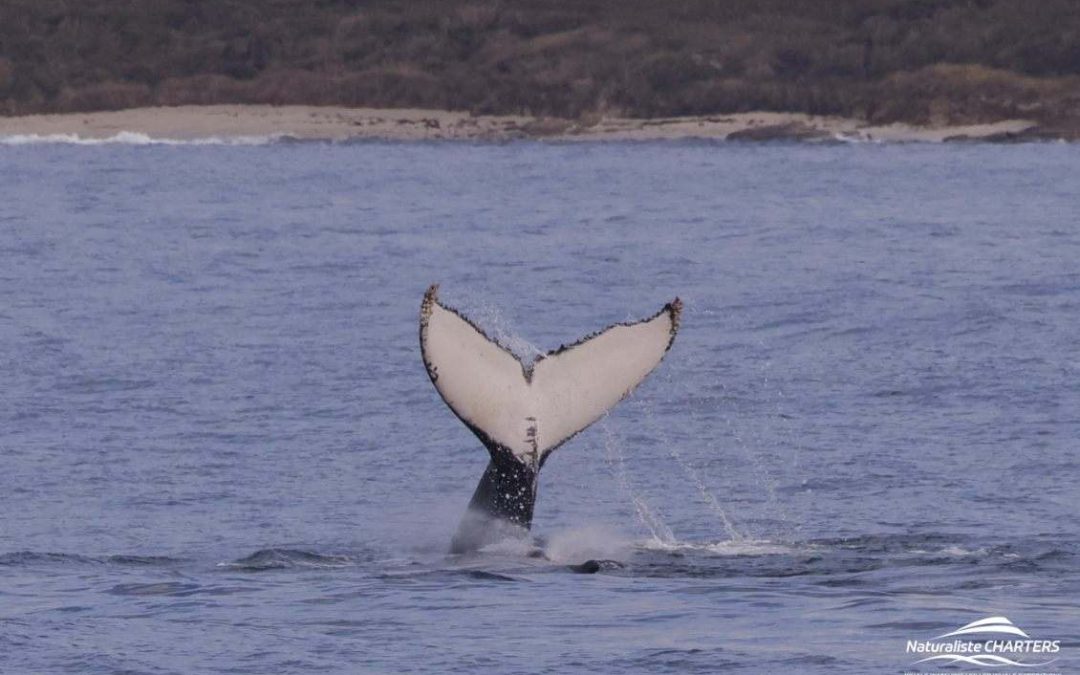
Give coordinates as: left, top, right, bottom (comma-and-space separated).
0, 551, 184, 566
0, 131, 285, 146
219, 548, 355, 571
377, 566, 525, 583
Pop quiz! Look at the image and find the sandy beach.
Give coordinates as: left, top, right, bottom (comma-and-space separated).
0, 105, 1043, 143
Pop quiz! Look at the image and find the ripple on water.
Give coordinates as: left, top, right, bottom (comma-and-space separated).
219, 548, 357, 571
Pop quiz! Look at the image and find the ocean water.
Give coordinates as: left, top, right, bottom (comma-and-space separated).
1, 138, 1077, 674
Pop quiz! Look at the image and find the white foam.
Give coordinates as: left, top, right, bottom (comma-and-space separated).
638, 537, 797, 556
0, 131, 282, 146
543, 525, 633, 563
940, 544, 986, 557
831, 131, 881, 144
477, 537, 542, 557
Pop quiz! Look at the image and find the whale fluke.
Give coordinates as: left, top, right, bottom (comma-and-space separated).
419, 284, 680, 553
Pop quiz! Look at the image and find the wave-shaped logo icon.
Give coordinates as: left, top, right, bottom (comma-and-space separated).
915, 654, 1055, 667
906, 616, 1062, 670
935, 616, 1030, 639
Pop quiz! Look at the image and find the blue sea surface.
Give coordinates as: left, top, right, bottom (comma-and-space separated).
1, 139, 1077, 674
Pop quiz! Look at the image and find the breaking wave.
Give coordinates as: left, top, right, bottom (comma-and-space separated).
0, 131, 284, 146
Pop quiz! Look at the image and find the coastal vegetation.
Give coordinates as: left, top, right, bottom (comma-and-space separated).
2, 0, 1079, 131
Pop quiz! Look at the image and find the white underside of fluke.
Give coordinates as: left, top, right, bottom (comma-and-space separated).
420, 285, 680, 464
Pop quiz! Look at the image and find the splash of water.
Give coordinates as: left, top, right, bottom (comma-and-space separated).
738, 349, 798, 532
635, 309, 802, 542
633, 396, 745, 541
543, 525, 633, 563
637, 538, 798, 556
477, 537, 542, 558
601, 421, 677, 545
442, 291, 544, 363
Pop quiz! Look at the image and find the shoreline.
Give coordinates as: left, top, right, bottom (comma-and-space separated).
0, 105, 1055, 144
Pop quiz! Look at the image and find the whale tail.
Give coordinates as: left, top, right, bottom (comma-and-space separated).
419, 285, 681, 553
